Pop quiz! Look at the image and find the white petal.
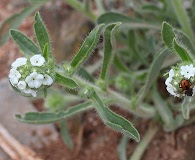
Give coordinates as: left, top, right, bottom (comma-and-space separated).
10, 78, 18, 85
30, 55, 45, 66
165, 77, 172, 86
28, 81, 35, 88
30, 90, 37, 97
11, 57, 27, 68
34, 80, 42, 88
37, 74, 44, 80
23, 89, 32, 94
9, 68, 21, 79
169, 69, 174, 78
17, 81, 27, 90
23, 89, 37, 97
43, 75, 53, 85
25, 75, 31, 84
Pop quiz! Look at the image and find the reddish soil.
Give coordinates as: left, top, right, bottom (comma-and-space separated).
1, 1, 195, 160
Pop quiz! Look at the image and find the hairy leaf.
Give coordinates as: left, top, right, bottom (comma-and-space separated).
162, 22, 176, 49
10, 29, 41, 56
91, 90, 140, 142
15, 101, 92, 124
70, 24, 104, 71
34, 12, 51, 54
138, 48, 168, 103
100, 23, 120, 87
173, 38, 193, 62
55, 72, 78, 89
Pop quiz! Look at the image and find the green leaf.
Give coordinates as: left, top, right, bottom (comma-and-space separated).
91, 90, 140, 142
70, 24, 104, 71
55, 72, 78, 89
15, 101, 92, 124
10, 29, 41, 56
77, 67, 94, 83
100, 23, 121, 87
43, 43, 49, 61
0, 4, 42, 46
175, 29, 195, 54
173, 38, 193, 62
97, 12, 140, 24
161, 22, 176, 49
137, 48, 168, 103
182, 96, 191, 119
60, 120, 74, 149
34, 12, 51, 54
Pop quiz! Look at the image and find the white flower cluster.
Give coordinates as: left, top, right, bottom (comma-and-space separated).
165, 64, 195, 98
9, 54, 54, 97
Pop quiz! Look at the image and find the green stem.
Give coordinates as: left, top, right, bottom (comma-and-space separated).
170, 0, 195, 46
94, 0, 105, 14
63, 0, 97, 22
129, 124, 159, 160
73, 75, 155, 118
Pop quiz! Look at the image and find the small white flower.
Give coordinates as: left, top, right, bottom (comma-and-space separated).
166, 84, 180, 97
30, 54, 45, 66
42, 74, 53, 85
8, 68, 21, 85
23, 89, 37, 97
11, 57, 27, 68
168, 69, 174, 78
17, 81, 27, 90
25, 72, 44, 88
165, 77, 172, 86
180, 64, 195, 79
165, 69, 174, 86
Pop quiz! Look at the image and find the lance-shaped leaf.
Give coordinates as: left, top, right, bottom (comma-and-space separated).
100, 23, 121, 89
34, 12, 51, 54
15, 101, 92, 124
137, 48, 168, 103
173, 38, 193, 62
162, 22, 176, 49
55, 72, 78, 89
0, 4, 42, 46
10, 29, 41, 56
91, 89, 140, 142
70, 24, 104, 72
97, 12, 140, 24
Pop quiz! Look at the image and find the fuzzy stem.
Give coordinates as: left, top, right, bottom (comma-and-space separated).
73, 75, 155, 118
129, 124, 159, 160
170, 0, 195, 46
63, 0, 97, 22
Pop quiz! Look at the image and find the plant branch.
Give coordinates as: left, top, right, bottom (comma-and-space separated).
129, 124, 159, 160
73, 75, 155, 118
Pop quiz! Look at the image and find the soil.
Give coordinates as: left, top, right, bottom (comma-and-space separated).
1, 1, 195, 160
